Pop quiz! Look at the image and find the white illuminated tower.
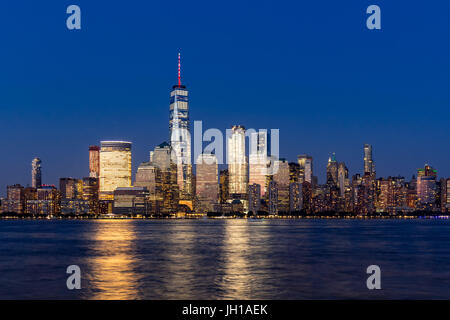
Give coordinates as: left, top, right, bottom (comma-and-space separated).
31, 157, 42, 188
227, 125, 248, 195
249, 131, 269, 196
364, 144, 375, 176
169, 53, 192, 197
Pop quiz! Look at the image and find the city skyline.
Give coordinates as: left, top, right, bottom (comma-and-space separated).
1, 88, 449, 197
1, 1, 449, 196
3, 124, 448, 198
2, 55, 448, 195
2, 51, 446, 216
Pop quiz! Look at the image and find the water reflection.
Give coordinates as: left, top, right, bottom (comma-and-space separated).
157, 221, 197, 299
219, 220, 252, 299
84, 220, 140, 299
1, 219, 449, 299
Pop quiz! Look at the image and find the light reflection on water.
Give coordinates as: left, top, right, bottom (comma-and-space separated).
83, 220, 140, 299
220, 221, 251, 299
158, 220, 198, 299
0, 219, 449, 299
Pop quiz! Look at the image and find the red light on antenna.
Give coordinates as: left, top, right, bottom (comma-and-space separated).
178, 52, 181, 86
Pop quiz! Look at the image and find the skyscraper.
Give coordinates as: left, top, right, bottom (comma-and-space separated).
364, 144, 375, 176
227, 125, 248, 195
446, 179, 450, 212
60, 178, 83, 199
302, 181, 312, 214
169, 53, 192, 199
82, 177, 99, 215
288, 162, 301, 183
359, 144, 376, 214
60, 177, 89, 215
2, 185, 25, 214
297, 155, 313, 184
273, 159, 290, 212
360, 174, 376, 215
289, 182, 303, 212
151, 142, 172, 171
406, 175, 418, 209
150, 142, 179, 214
135, 162, 160, 195
326, 153, 338, 187
273, 159, 290, 185
268, 181, 278, 215
248, 183, 261, 214
325, 154, 340, 212
99, 141, 132, 200
416, 164, 437, 210
219, 169, 229, 203
31, 157, 42, 188
337, 162, 349, 197
195, 153, 219, 212
249, 131, 269, 196
89, 146, 100, 178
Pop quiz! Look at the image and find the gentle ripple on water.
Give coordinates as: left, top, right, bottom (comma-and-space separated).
0, 219, 449, 299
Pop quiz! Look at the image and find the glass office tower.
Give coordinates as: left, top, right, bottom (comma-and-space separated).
169, 53, 192, 198
99, 141, 132, 200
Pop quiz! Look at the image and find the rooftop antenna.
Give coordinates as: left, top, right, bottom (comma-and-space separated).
178, 52, 181, 87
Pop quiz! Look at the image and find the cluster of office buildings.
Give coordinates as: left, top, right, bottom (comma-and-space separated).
1, 58, 449, 216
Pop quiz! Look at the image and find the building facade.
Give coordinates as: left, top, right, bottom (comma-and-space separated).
99, 141, 132, 200
60, 178, 83, 200
249, 131, 269, 197
248, 183, 261, 214
273, 159, 290, 212
195, 154, 219, 212
219, 169, 229, 203
31, 157, 42, 188
150, 142, 179, 214
289, 182, 303, 212
416, 164, 437, 210
113, 187, 150, 215
82, 177, 99, 215
2, 185, 25, 213
297, 154, 313, 184
326, 153, 338, 187
169, 53, 192, 199
89, 146, 100, 178
227, 125, 248, 195
135, 162, 160, 195
364, 144, 375, 176
26, 186, 61, 215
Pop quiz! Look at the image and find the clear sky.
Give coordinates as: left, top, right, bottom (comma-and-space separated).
0, 0, 449, 196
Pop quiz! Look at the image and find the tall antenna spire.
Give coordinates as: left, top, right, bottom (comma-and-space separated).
178, 52, 181, 86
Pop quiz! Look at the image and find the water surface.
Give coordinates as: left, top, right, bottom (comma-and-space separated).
0, 219, 449, 299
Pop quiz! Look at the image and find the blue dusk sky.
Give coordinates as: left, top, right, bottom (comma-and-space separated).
0, 0, 449, 195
